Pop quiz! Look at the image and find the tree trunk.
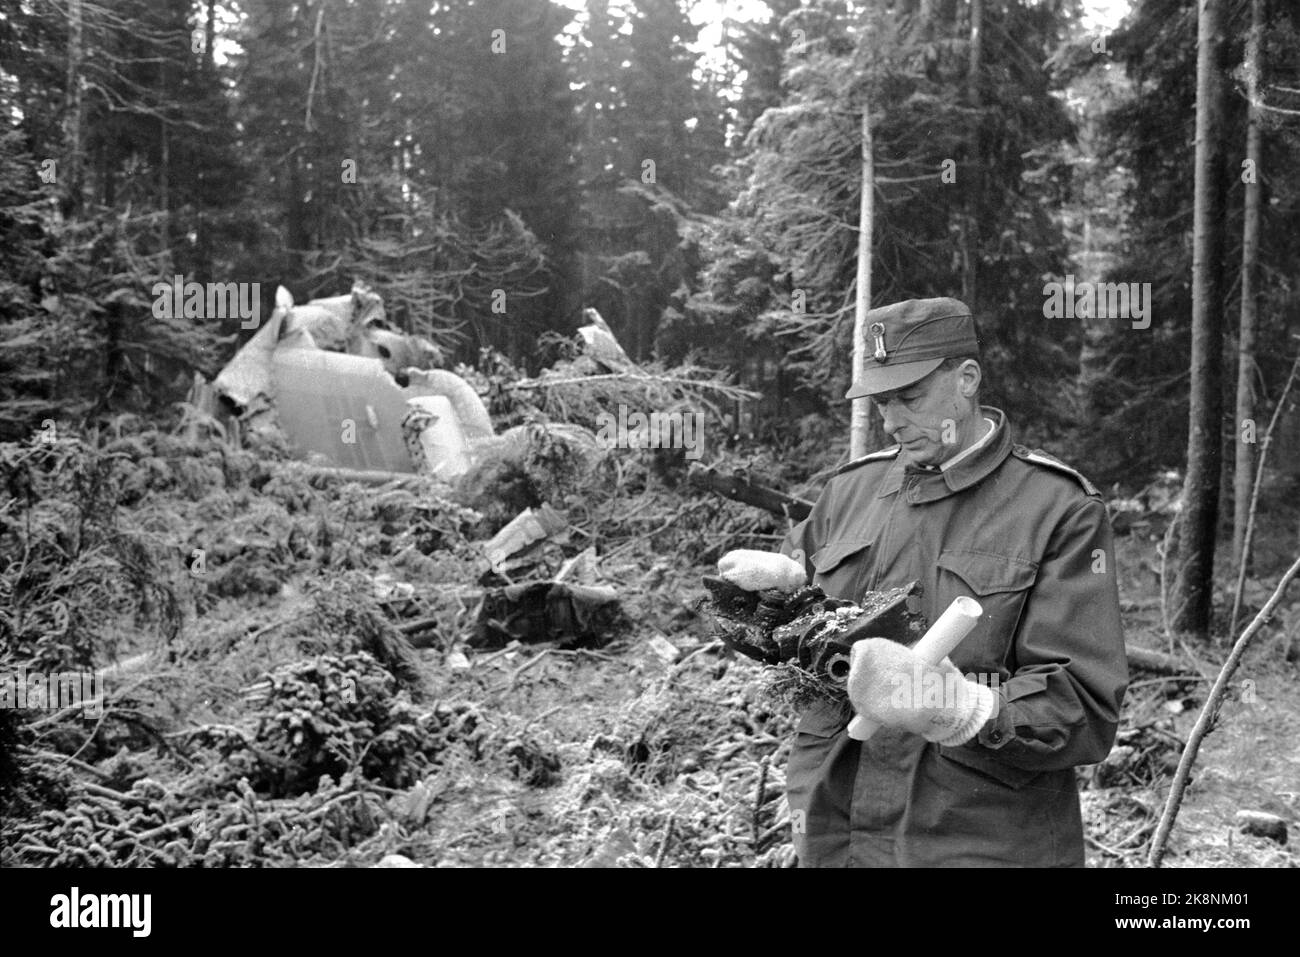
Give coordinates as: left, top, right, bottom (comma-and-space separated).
1172, 0, 1229, 638
62, 0, 85, 218
287, 155, 308, 272
849, 105, 876, 459
960, 0, 983, 307
204, 0, 216, 71
1232, 0, 1265, 570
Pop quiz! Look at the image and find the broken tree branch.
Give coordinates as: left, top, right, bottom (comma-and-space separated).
1148, 552, 1300, 867
1126, 645, 1196, 677
687, 463, 814, 522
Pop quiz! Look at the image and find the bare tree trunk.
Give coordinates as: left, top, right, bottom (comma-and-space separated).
204, 0, 216, 71
849, 105, 876, 459
62, 0, 85, 218
1232, 0, 1265, 570
960, 0, 983, 307
1172, 0, 1229, 638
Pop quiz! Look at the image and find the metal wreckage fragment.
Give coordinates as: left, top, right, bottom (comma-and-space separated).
700, 576, 929, 704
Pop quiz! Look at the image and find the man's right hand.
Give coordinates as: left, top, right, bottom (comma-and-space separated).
717, 549, 807, 594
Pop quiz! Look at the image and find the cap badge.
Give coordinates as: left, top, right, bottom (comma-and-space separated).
870, 322, 887, 362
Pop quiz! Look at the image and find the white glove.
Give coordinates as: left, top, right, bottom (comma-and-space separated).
847, 638, 998, 745
716, 549, 807, 594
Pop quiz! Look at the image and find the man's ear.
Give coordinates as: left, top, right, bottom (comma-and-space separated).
957, 359, 982, 398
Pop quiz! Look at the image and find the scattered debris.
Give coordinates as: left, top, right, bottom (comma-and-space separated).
577, 307, 631, 371
646, 632, 681, 664
482, 505, 569, 574
473, 582, 623, 649
1236, 810, 1288, 844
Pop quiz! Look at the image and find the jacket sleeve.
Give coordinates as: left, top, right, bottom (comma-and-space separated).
964, 494, 1128, 773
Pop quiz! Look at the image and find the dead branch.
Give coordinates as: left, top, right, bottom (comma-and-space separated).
489, 649, 552, 694
1229, 350, 1300, 635
1126, 644, 1196, 677
654, 815, 676, 868
687, 462, 814, 522
1148, 552, 1300, 867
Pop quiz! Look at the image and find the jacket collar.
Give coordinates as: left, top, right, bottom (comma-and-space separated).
876, 407, 1013, 502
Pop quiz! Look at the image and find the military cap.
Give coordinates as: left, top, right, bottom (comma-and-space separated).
844, 297, 980, 400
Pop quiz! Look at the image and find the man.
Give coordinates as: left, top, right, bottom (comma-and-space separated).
779, 297, 1127, 867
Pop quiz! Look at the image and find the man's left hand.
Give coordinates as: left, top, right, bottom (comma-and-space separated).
847, 638, 997, 745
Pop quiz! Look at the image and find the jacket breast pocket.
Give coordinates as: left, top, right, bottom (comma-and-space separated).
935, 549, 1039, 673
810, 540, 872, 602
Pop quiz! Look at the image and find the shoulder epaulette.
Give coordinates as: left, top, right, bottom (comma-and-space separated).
830, 445, 901, 478
1011, 445, 1100, 496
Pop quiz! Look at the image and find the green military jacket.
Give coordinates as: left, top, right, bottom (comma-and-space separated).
779, 407, 1127, 867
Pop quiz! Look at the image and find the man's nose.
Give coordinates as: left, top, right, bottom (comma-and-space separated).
877, 399, 903, 435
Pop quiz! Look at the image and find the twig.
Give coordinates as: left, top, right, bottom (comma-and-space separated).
752, 758, 770, 847
1229, 352, 1300, 636
33, 750, 113, 780
654, 815, 676, 868
1088, 819, 1156, 858
81, 782, 132, 802
549, 648, 620, 662
472, 642, 522, 668
489, 649, 551, 694
1148, 552, 1300, 867
519, 704, 565, 733
662, 640, 723, 691
398, 617, 442, 635
234, 612, 305, 649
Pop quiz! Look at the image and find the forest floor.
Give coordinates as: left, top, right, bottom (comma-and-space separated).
2, 418, 1297, 868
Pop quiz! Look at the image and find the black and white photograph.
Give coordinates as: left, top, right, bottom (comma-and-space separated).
0, 0, 1297, 897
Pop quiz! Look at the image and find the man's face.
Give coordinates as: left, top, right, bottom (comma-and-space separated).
870, 362, 980, 468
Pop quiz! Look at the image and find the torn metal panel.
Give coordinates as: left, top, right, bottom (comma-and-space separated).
482, 505, 568, 572
402, 395, 471, 480
270, 347, 422, 472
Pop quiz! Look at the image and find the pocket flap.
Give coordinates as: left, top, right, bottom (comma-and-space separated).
811, 540, 871, 575
936, 743, 1040, 790
1005, 671, 1049, 703
795, 699, 850, 737
937, 549, 1039, 596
